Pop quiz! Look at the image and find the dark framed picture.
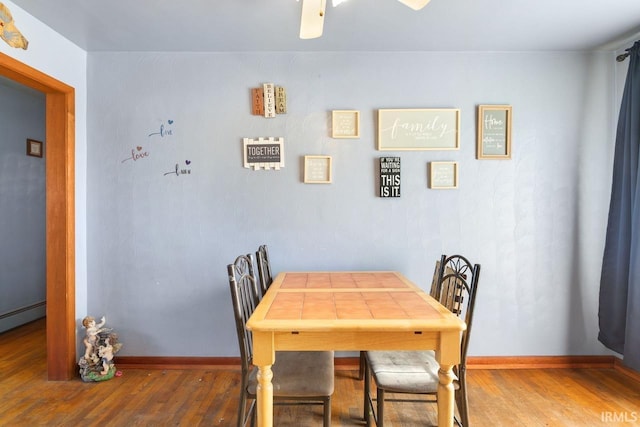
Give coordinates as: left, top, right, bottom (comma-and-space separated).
26, 139, 43, 158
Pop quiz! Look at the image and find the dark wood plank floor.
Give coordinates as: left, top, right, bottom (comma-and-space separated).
1, 319, 639, 426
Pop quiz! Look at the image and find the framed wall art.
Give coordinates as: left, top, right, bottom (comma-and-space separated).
477, 105, 512, 159
304, 155, 332, 184
243, 137, 285, 170
378, 108, 460, 150
429, 161, 458, 189
331, 110, 360, 138
379, 157, 401, 197
26, 139, 43, 158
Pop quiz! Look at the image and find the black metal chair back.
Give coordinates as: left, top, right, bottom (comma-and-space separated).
228, 254, 260, 426
256, 244, 273, 297
437, 254, 480, 370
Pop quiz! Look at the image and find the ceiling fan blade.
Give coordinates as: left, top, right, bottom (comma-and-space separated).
300, 0, 326, 39
397, 0, 432, 10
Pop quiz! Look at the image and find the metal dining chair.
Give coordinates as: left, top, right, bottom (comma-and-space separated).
228, 254, 334, 427
358, 255, 447, 381
255, 244, 273, 297
363, 254, 480, 427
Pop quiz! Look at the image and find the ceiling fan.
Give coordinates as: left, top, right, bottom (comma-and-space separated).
298, 0, 432, 39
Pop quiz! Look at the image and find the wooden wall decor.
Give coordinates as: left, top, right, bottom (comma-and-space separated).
477, 104, 512, 159
332, 110, 360, 138
379, 157, 401, 197
251, 88, 264, 115
263, 83, 276, 118
243, 137, 285, 170
304, 155, 332, 183
250, 83, 287, 117
275, 86, 287, 114
429, 161, 459, 189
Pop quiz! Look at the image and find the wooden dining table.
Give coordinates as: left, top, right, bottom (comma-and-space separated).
246, 271, 466, 427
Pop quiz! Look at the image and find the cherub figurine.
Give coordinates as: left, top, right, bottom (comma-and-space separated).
98, 338, 115, 375
82, 315, 106, 360
78, 315, 122, 381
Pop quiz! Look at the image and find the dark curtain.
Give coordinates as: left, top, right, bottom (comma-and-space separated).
599, 41, 640, 371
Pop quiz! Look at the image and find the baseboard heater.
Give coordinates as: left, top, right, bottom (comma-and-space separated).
0, 300, 46, 333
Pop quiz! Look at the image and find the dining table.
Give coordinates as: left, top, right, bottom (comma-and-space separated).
246, 271, 466, 427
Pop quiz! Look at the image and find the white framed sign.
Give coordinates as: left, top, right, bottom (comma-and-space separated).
378, 108, 460, 150
332, 110, 360, 138
429, 161, 458, 189
304, 155, 332, 183
243, 137, 285, 170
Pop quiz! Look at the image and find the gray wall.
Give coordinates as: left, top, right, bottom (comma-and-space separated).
0, 79, 46, 332
87, 51, 616, 357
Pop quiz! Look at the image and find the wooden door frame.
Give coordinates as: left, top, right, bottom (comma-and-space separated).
0, 52, 76, 380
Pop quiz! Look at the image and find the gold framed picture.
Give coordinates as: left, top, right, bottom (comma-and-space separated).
477, 105, 512, 159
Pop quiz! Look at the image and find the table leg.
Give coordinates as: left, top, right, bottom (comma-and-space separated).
253, 332, 275, 427
437, 364, 456, 427
256, 364, 274, 427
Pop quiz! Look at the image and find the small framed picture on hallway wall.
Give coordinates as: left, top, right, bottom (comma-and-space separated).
26, 139, 43, 158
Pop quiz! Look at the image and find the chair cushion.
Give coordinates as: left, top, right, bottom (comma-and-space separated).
366, 350, 452, 394
248, 351, 334, 397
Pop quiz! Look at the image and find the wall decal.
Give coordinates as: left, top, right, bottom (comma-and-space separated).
379, 157, 401, 197
148, 119, 174, 138
121, 146, 150, 163
0, 3, 28, 50
164, 160, 192, 177
243, 137, 284, 170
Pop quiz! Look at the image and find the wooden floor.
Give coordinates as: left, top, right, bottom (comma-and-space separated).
1, 319, 639, 426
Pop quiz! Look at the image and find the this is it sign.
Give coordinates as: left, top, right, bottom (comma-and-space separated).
379, 157, 401, 197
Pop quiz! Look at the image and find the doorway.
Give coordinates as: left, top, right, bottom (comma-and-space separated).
0, 52, 76, 380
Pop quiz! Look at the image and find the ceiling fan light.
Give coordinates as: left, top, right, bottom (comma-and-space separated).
397, 0, 432, 10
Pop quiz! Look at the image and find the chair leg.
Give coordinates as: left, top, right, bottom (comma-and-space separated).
237, 390, 247, 427
323, 396, 332, 427
364, 359, 370, 424
363, 359, 372, 426
377, 387, 385, 427
456, 368, 469, 427
358, 351, 365, 380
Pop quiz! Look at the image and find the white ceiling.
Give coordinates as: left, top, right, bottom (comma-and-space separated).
8, 0, 640, 52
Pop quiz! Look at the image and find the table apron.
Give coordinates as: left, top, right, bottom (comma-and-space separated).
273, 330, 443, 352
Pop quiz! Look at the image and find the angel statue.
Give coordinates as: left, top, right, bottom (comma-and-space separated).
78, 315, 123, 382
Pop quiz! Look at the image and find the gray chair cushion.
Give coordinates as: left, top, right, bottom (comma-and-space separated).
248, 351, 334, 397
367, 350, 452, 394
